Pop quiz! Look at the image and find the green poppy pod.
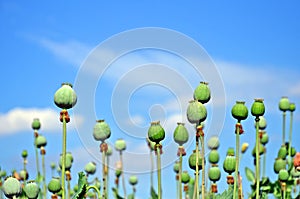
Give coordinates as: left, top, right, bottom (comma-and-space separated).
94, 178, 101, 190
115, 139, 126, 151
66, 152, 74, 163
173, 122, 189, 146
24, 181, 40, 199
48, 177, 61, 194
277, 146, 287, 159
207, 136, 220, 150
50, 162, 56, 170
87, 192, 96, 198
209, 150, 220, 164
129, 175, 138, 186
209, 166, 221, 183
188, 151, 204, 171
289, 103, 296, 112
273, 158, 286, 174
3, 177, 21, 198
147, 121, 165, 144
19, 170, 28, 181
173, 161, 180, 173
279, 97, 290, 112
115, 169, 122, 178
106, 144, 113, 156
35, 135, 47, 148
59, 154, 72, 171
84, 162, 96, 175
258, 116, 267, 130
260, 132, 269, 145
226, 148, 235, 156
193, 82, 211, 104
291, 147, 296, 157
223, 156, 236, 175
251, 99, 265, 117
21, 150, 28, 159
251, 143, 265, 157
278, 169, 289, 182
54, 83, 77, 109
231, 101, 248, 122
186, 100, 207, 124
181, 171, 190, 184
31, 118, 41, 130
93, 120, 111, 142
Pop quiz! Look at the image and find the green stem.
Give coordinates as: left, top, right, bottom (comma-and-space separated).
233, 123, 240, 199
263, 149, 266, 178
150, 150, 154, 189
34, 132, 41, 183
282, 112, 286, 146
102, 146, 107, 199
87, 185, 101, 199
157, 145, 162, 199
255, 118, 260, 199
282, 184, 286, 199
193, 139, 199, 199
288, 111, 293, 157
42, 154, 47, 199
179, 152, 183, 199
120, 151, 126, 199
176, 177, 179, 199
61, 111, 67, 199
67, 179, 71, 199
106, 156, 110, 199
200, 135, 205, 199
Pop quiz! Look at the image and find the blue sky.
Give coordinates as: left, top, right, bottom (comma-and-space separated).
1, 1, 300, 199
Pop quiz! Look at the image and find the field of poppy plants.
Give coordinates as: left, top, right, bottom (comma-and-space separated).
0, 81, 300, 199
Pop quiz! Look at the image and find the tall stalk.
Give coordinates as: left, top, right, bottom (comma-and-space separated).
200, 135, 205, 199
233, 123, 240, 199
120, 151, 126, 199
193, 138, 200, 199
61, 111, 67, 199
157, 144, 162, 199
41, 149, 47, 199
34, 131, 41, 183
282, 112, 286, 146
178, 152, 183, 199
255, 118, 260, 199
288, 110, 294, 157
102, 145, 107, 199
150, 150, 154, 189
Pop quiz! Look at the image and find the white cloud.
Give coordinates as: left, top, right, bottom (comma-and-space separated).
36, 38, 92, 66
0, 107, 84, 135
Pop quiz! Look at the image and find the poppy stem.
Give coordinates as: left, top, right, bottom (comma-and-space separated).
233, 123, 240, 199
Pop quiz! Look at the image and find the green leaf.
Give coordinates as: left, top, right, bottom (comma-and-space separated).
72, 172, 88, 199
245, 167, 256, 184
112, 188, 124, 199
150, 186, 158, 199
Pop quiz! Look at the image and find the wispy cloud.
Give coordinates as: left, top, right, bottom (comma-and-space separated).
0, 107, 84, 135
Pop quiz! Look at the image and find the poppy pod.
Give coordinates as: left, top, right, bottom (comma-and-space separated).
48, 177, 61, 194
24, 181, 40, 199
93, 120, 111, 142
31, 118, 41, 130
278, 169, 289, 182
258, 116, 267, 130
54, 83, 77, 109
35, 135, 47, 148
115, 139, 126, 151
207, 136, 220, 150
147, 121, 165, 144
223, 156, 236, 175
251, 99, 265, 117
209, 166, 221, 183
231, 101, 248, 122
209, 150, 220, 164
289, 102, 296, 112
173, 161, 180, 173
279, 97, 290, 112
173, 122, 189, 146
260, 132, 269, 145
274, 158, 286, 174
277, 146, 287, 159
181, 171, 190, 184
129, 175, 138, 186
84, 162, 96, 175
186, 100, 207, 124
3, 177, 22, 198
188, 151, 204, 171
193, 82, 211, 104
